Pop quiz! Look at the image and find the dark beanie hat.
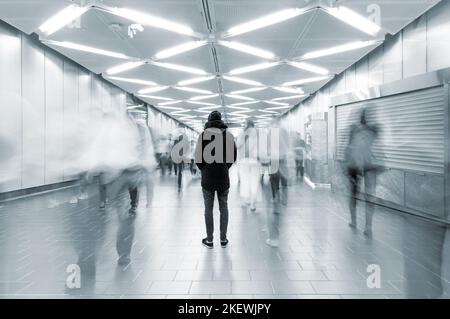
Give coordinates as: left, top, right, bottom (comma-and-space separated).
208, 110, 222, 121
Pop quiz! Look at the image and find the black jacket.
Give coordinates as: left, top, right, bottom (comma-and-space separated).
195, 120, 237, 191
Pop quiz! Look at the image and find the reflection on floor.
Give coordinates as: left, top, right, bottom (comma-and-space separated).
0, 169, 449, 299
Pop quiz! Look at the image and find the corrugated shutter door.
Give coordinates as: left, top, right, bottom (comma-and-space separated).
336, 86, 445, 174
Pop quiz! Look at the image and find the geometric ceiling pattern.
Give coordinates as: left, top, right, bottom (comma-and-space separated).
0, 0, 440, 130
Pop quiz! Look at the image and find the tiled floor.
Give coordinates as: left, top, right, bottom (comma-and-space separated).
0, 168, 449, 299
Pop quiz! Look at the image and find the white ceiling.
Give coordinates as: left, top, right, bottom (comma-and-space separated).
0, 0, 441, 129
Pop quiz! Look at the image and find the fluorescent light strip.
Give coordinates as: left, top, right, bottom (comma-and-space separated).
218, 40, 275, 60
110, 7, 196, 36
259, 109, 279, 114
107, 76, 157, 86
229, 111, 254, 115
288, 61, 329, 75
282, 76, 330, 86
229, 62, 279, 75
138, 86, 169, 94
199, 105, 222, 111
177, 76, 215, 86
222, 75, 263, 86
272, 86, 304, 94
174, 86, 213, 94
155, 105, 184, 111
151, 61, 208, 75
226, 105, 252, 111
229, 101, 259, 106
39, 4, 89, 35
106, 61, 146, 75
324, 6, 381, 36
190, 94, 219, 101
266, 105, 291, 110
187, 101, 216, 106
171, 109, 191, 115
225, 94, 255, 101
154, 40, 207, 60
302, 40, 380, 60
225, 8, 308, 37
263, 100, 289, 106
158, 100, 182, 106
43, 40, 130, 59
272, 94, 306, 101
229, 87, 267, 95
138, 94, 173, 101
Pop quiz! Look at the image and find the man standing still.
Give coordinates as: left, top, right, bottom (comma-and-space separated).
195, 111, 237, 248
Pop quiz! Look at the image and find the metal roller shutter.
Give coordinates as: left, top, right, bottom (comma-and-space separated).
336, 86, 445, 174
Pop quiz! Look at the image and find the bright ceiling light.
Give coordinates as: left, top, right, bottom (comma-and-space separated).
218, 40, 275, 60
272, 94, 307, 101
138, 86, 169, 94
187, 101, 216, 106
225, 94, 255, 101
263, 100, 289, 106
154, 40, 207, 60
177, 76, 215, 86
42, 40, 130, 59
229, 110, 255, 114
190, 94, 219, 101
155, 105, 184, 111
158, 100, 183, 106
151, 61, 208, 75
39, 4, 89, 35
229, 101, 259, 107
288, 61, 329, 75
225, 8, 308, 37
171, 109, 191, 114
282, 76, 330, 86
107, 76, 157, 86
110, 7, 196, 36
199, 105, 222, 111
260, 109, 279, 114
266, 105, 291, 110
324, 6, 381, 36
272, 86, 304, 94
138, 94, 173, 101
229, 87, 267, 95
106, 61, 145, 75
302, 40, 380, 60
222, 75, 263, 86
229, 62, 279, 75
226, 105, 252, 111
175, 86, 213, 94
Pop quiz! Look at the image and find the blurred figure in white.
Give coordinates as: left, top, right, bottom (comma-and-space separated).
266, 121, 291, 248
189, 139, 197, 176
237, 119, 261, 212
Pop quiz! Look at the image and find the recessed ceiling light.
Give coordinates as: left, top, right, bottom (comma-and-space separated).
138, 86, 169, 94
218, 40, 276, 60
324, 6, 381, 36
174, 86, 213, 94
151, 61, 208, 75
42, 40, 131, 59
225, 8, 308, 37
263, 100, 289, 106
288, 61, 329, 75
282, 76, 330, 86
110, 7, 196, 37
39, 4, 89, 35
107, 76, 157, 86
301, 40, 380, 60
222, 76, 263, 86
154, 40, 208, 60
229, 62, 279, 75
106, 61, 146, 75
177, 76, 216, 86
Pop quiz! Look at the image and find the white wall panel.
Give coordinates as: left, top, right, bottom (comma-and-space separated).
0, 27, 21, 192
21, 37, 45, 188
63, 61, 79, 181
369, 47, 384, 87
427, 0, 450, 72
403, 15, 427, 78
44, 51, 64, 184
78, 70, 91, 116
355, 57, 369, 92
383, 33, 403, 83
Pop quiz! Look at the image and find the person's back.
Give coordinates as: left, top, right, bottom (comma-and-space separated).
195, 111, 236, 249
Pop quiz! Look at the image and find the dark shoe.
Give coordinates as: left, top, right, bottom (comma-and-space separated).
202, 238, 213, 249
117, 255, 131, 265
129, 206, 137, 216
220, 239, 229, 248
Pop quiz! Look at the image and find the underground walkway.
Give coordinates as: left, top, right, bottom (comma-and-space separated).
0, 169, 449, 299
